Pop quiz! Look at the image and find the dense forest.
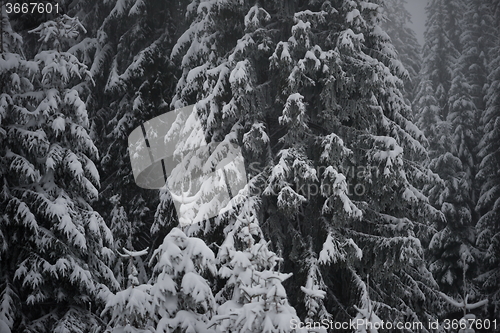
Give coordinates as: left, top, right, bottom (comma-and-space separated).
0, 0, 499, 332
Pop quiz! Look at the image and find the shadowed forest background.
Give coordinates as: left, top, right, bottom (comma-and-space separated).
1, 0, 499, 332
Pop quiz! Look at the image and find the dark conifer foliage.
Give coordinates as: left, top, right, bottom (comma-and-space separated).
2, 0, 500, 331
415, 0, 500, 322
65, 0, 187, 284
476, 0, 500, 320
380, 0, 422, 103
1, 13, 118, 332
415, 0, 462, 144
169, 0, 442, 329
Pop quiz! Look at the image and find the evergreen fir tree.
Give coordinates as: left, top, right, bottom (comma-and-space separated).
168, 0, 443, 329
0, 14, 117, 332
416, 0, 463, 126
149, 227, 216, 333
414, 78, 444, 156
6, 0, 500, 328
413, 0, 462, 164
422, 0, 493, 304
300, 240, 330, 327
1, 10, 26, 333
102, 248, 155, 333
111, 193, 151, 288
213, 198, 303, 333
352, 275, 383, 333
103, 228, 217, 333
457, 0, 494, 114
380, 0, 422, 103
438, 256, 489, 333
427, 67, 479, 298
476, 0, 500, 320
66, 0, 185, 269
413, 0, 500, 321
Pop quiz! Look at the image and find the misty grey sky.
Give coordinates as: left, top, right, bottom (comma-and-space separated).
404, 0, 429, 46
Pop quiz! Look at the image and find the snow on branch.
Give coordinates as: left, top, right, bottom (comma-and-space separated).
438, 292, 488, 310
118, 247, 149, 258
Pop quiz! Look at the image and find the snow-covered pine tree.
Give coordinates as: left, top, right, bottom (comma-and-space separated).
379, 0, 422, 103
427, 67, 479, 298
164, 2, 313, 330
169, 0, 442, 329
269, 0, 443, 326
437, 255, 489, 333
424, 0, 494, 303
450, 0, 495, 222
414, 78, 444, 157
352, 275, 383, 333
476, 0, 500, 320
106, 193, 150, 289
101, 247, 155, 333
415, 0, 500, 321
102, 227, 218, 333
1, 10, 26, 333
149, 227, 216, 333
213, 198, 305, 333
299, 239, 330, 327
65, 0, 186, 270
413, 0, 462, 160
0, 14, 118, 332
457, 0, 494, 117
